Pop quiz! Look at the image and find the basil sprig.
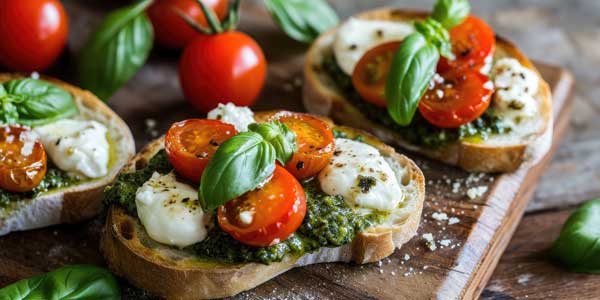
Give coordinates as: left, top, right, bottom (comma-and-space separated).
0, 265, 120, 300
79, 0, 154, 101
263, 0, 339, 43
432, 0, 471, 29
0, 78, 78, 126
384, 0, 470, 126
199, 121, 297, 211
551, 199, 600, 274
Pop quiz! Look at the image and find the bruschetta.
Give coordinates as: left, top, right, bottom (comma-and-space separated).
101, 105, 425, 299
303, 7, 552, 173
0, 73, 135, 235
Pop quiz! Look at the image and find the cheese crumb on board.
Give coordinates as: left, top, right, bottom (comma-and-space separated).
467, 186, 489, 199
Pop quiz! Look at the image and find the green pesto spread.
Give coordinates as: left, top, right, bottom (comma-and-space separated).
0, 165, 81, 209
321, 53, 510, 148
104, 150, 389, 265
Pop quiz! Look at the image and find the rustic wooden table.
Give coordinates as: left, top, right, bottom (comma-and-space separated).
4, 0, 600, 299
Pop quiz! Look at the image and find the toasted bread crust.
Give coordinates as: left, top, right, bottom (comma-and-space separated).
303, 9, 553, 173
0, 73, 135, 235
101, 111, 425, 299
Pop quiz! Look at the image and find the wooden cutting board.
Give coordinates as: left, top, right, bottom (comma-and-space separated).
0, 63, 573, 300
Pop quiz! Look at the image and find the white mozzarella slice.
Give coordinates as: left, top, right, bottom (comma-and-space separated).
318, 138, 403, 212
34, 119, 109, 178
136, 172, 211, 248
207, 103, 255, 132
333, 18, 414, 75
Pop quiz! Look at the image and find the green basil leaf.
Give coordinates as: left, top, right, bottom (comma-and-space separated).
551, 199, 600, 274
385, 33, 440, 126
263, 0, 339, 43
432, 0, 471, 29
249, 121, 297, 165
2, 79, 78, 126
414, 18, 453, 59
0, 102, 19, 124
79, 0, 154, 101
0, 265, 120, 300
0, 84, 6, 97
199, 132, 276, 211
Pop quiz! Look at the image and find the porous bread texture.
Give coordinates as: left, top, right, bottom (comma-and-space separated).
303, 9, 553, 173
0, 73, 135, 236
101, 111, 425, 300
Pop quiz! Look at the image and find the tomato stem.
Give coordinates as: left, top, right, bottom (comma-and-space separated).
196, 0, 224, 33
171, 6, 212, 35
175, 0, 241, 35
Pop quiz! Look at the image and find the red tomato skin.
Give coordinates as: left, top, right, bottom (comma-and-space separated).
418, 70, 493, 128
147, 0, 228, 49
217, 166, 307, 247
179, 31, 267, 113
0, 0, 68, 71
438, 15, 496, 73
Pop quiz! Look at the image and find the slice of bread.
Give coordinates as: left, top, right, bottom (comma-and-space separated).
101, 111, 425, 300
0, 73, 135, 236
303, 9, 553, 173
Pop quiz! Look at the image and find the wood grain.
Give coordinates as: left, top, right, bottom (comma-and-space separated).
481, 208, 600, 300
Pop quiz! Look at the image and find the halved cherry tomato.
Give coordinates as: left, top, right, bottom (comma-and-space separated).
0, 126, 47, 192
438, 16, 496, 72
418, 69, 493, 128
147, 0, 229, 49
271, 112, 335, 180
217, 165, 306, 247
352, 41, 401, 107
165, 119, 237, 183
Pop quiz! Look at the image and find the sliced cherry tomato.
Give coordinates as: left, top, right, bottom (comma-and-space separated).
352, 41, 401, 107
147, 0, 229, 49
438, 16, 496, 72
0, 126, 47, 192
271, 112, 335, 180
418, 69, 493, 128
0, 0, 69, 71
179, 31, 267, 113
165, 119, 237, 183
217, 165, 306, 247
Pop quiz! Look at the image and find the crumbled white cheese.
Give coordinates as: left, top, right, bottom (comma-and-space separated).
422, 233, 437, 251
238, 210, 254, 225
30, 72, 40, 79
448, 217, 460, 225
207, 103, 255, 132
439, 239, 452, 247
431, 212, 448, 221
403, 254, 410, 261
493, 58, 539, 118
467, 186, 489, 199
19, 130, 39, 157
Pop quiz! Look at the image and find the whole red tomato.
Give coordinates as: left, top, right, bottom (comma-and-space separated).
0, 0, 69, 71
179, 31, 267, 113
147, 0, 228, 49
